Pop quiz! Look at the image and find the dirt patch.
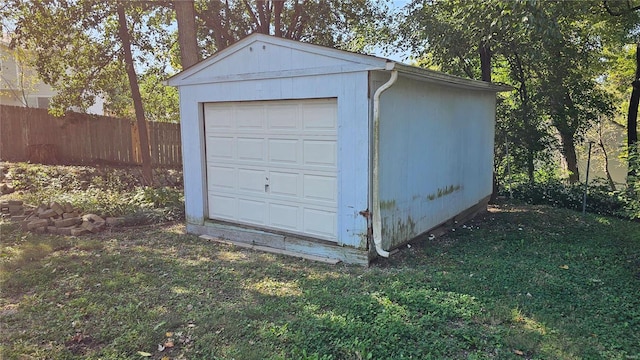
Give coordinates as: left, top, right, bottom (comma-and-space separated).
65, 333, 101, 355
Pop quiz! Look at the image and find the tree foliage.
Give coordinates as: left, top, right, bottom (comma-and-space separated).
195, 0, 390, 55
2, 0, 388, 117
396, 0, 618, 184
3, 0, 176, 117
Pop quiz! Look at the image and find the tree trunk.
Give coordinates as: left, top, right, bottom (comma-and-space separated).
559, 131, 580, 183
596, 120, 617, 191
527, 149, 535, 184
117, 4, 153, 185
627, 43, 640, 182
479, 41, 498, 202
174, 0, 199, 69
479, 41, 492, 82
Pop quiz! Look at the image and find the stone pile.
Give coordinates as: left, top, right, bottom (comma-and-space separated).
0, 200, 118, 236
0, 165, 14, 195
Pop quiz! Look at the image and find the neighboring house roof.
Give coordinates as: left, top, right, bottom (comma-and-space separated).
167, 33, 512, 92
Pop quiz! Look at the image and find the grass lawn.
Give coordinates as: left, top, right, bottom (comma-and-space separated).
1, 203, 639, 359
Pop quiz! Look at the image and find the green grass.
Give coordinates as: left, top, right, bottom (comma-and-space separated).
1, 204, 639, 359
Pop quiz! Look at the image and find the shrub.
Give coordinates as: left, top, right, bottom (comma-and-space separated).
505, 179, 639, 220
3, 163, 184, 224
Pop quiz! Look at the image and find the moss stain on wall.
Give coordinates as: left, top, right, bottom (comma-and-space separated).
426, 184, 461, 201
381, 215, 416, 249
380, 199, 396, 210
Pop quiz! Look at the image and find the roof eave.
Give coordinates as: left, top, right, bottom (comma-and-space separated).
390, 63, 513, 92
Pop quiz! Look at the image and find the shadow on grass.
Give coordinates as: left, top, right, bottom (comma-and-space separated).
1, 204, 639, 359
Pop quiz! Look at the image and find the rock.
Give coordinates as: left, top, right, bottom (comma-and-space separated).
81, 220, 104, 233
8, 205, 24, 215
63, 202, 75, 213
63, 212, 79, 219
4, 200, 108, 236
10, 215, 27, 222
54, 217, 82, 228
38, 209, 58, 219
82, 214, 105, 223
50, 202, 65, 215
27, 219, 49, 230
57, 227, 73, 236
70, 228, 91, 236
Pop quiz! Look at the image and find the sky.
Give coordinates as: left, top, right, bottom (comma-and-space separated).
370, 0, 411, 62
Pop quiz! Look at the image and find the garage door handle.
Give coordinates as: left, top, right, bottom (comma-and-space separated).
265, 184, 269, 192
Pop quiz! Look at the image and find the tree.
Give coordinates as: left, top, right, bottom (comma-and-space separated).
117, 3, 153, 185
599, 0, 640, 184
196, 0, 389, 53
4, 0, 168, 184
0, 43, 47, 107
396, 1, 552, 183
3, 0, 389, 185
396, 0, 615, 184
174, 0, 199, 68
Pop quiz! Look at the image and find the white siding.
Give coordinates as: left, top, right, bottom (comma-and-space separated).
377, 74, 496, 250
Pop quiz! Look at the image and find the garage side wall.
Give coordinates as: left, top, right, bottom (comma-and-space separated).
377, 75, 496, 250
178, 72, 371, 249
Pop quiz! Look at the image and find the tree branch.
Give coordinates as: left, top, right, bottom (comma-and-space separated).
603, 0, 640, 16
286, 0, 302, 39
273, 0, 283, 37
243, 0, 261, 33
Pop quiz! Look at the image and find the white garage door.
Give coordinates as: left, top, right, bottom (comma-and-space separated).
204, 98, 338, 241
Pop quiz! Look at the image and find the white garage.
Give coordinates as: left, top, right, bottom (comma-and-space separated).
168, 34, 510, 265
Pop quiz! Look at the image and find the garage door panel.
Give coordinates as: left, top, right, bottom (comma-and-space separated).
269, 171, 299, 197
209, 194, 237, 220
205, 107, 234, 129
207, 136, 234, 160
303, 208, 337, 238
302, 101, 337, 131
269, 139, 299, 164
303, 175, 336, 202
205, 99, 337, 242
237, 137, 265, 161
237, 106, 264, 130
238, 168, 266, 193
208, 166, 236, 190
267, 104, 300, 130
303, 140, 336, 167
238, 198, 266, 224
269, 203, 299, 230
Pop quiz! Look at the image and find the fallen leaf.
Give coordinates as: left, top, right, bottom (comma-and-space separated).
158, 344, 165, 352
161, 357, 170, 360
164, 340, 175, 348
137, 351, 152, 357
165, 332, 173, 338
560, 265, 569, 270
514, 349, 524, 356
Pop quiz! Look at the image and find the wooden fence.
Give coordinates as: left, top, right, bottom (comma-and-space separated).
0, 105, 182, 167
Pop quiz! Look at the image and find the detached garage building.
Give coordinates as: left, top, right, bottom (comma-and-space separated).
167, 34, 510, 265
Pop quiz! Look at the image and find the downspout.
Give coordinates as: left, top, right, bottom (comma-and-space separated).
371, 63, 398, 258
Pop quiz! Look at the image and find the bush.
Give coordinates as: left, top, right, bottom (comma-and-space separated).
505, 179, 639, 220
2, 163, 184, 224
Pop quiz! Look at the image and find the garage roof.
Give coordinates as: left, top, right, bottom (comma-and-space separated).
167, 33, 512, 92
